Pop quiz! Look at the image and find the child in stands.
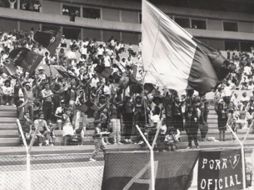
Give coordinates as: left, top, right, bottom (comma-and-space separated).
89, 123, 110, 162
33, 113, 51, 146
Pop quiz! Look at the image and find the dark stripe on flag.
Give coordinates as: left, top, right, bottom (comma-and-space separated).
8, 48, 43, 75
47, 31, 62, 55
34, 31, 54, 47
34, 30, 62, 55
26, 51, 43, 74
102, 151, 199, 190
4, 61, 17, 76
188, 38, 234, 95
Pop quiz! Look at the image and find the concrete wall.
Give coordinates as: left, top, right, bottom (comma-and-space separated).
0, 7, 140, 32
0, 18, 17, 32
50, 0, 141, 11
160, 5, 254, 22
63, 26, 81, 39
103, 30, 120, 41
20, 21, 40, 31
238, 21, 254, 33
197, 38, 225, 50
121, 10, 139, 23
42, 0, 61, 15
83, 28, 101, 41
0, 1, 254, 48
207, 19, 222, 31
122, 31, 140, 44
102, 7, 120, 21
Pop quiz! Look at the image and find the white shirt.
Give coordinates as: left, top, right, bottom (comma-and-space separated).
80, 47, 87, 55
90, 77, 99, 88
222, 86, 232, 97
103, 85, 111, 95
104, 55, 111, 67
2, 85, 13, 95
244, 66, 252, 75
97, 47, 104, 56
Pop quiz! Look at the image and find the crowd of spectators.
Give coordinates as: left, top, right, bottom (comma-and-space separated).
214, 50, 254, 141
0, 29, 212, 150
1, 28, 254, 152
225, 50, 254, 90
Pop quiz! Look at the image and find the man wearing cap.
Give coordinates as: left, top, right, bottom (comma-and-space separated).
33, 113, 51, 146
36, 66, 47, 84
74, 89, 87, 131
2, 80, 13, 105
21, 82, 34, 120
55, 100, 65, 130
216, 99, 228, 141
41, 83, 53, 122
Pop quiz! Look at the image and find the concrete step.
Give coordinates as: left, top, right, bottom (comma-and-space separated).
0, 137, 20, 144
0, 130, 19, 137
0, 123, 17, 130
54, 138, 94, 146
177, 141, 254, 149
179, 134, 254, 142
207, 119, 218, 124
208, 114, 218, 119
0, 117, 17, 123
180, 128, 249, 135
0, 152, 104, 166
54, 130, 94, 137
0, 111, 17, 117
0, 105, 16, 111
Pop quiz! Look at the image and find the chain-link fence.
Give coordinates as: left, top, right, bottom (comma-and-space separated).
0, 153, 27, 190
0, 148, 104, 190
1, 118, 254, 190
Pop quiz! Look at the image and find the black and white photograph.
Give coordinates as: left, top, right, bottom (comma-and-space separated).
0, 0, 253, 189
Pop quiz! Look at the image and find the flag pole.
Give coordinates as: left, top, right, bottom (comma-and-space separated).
135, 124, 155, 190
227, 124, 246, 190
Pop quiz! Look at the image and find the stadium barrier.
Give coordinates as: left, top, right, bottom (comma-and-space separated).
14, 119, 103, 190
0, 119, 251, 189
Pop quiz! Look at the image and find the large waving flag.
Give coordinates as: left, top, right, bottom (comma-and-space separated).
6, 48, 43, 75
142, 0, 235, 94
102, 151, 199, 190
34, 30, 62, 55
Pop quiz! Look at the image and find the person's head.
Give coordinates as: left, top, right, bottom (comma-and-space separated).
186, 88, 194, 97
60, 48, 64, 53
39, 113, 44, 120
135, 95, 142, 104
44, 83, 50, 90
38, 66, 44, 74
25, 83, 31, 90
174, 95, 180, 103
79, 89, 84, 96
66, 108, 72, 116
4, 80, 10, 87
153, 106, 161, 115
25, 112, 30, 118
60, 100, 65, 106
99, 95, 106, 104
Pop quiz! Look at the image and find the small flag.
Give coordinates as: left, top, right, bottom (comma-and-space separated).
94, 64, 113, 78
34, 30, 62, 55
8, 48, 43, 74
142, 0, 234, 94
